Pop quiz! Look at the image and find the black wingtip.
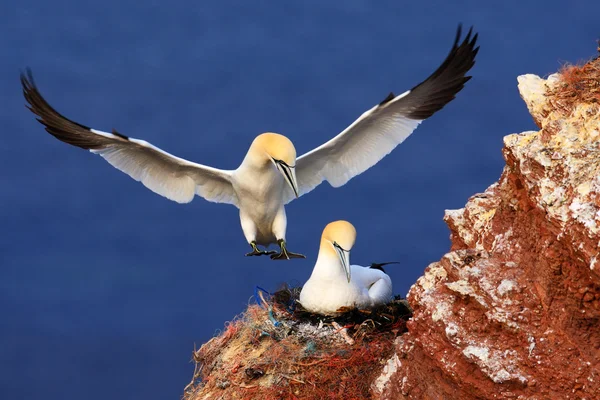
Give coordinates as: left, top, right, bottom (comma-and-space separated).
369, 261, 401, 272
454, 24, 463, 46
398, 23, 479, 120
379, 91, 395, 106
20, 69, 122, 150
112, 128, 129, 140
20, 68, 36, 90
464, 26, 473, 43
21, 69, 93, 131
20, 68, 34, 96
26, 67, 34, 84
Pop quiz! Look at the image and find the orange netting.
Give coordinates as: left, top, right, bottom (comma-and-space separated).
547, 54, 600, 114
183, 288, 411, 400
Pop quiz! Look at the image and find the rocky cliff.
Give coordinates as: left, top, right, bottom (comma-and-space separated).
375, 56, 600, 399
186, 55, 600, 400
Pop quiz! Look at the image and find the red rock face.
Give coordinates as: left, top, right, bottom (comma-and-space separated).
374, 67, 600, 399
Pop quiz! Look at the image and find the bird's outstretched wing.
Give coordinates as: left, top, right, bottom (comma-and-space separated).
286, 25, 478, 203
22, 70, 238, 205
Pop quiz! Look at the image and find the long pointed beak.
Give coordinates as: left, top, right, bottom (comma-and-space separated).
278, 162, 299, 198
334, 244, 351, 283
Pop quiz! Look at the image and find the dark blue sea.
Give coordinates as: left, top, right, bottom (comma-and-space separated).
1, 1, 598, 398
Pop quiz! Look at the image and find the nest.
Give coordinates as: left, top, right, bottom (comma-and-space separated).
547, 54, 600, 114
184, 286, 412, 400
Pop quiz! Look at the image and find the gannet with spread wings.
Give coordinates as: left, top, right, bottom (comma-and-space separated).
21, 25, 478, 259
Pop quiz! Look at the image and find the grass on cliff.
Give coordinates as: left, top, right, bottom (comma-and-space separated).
548, 48, 600, 113
183, 286, 412, 400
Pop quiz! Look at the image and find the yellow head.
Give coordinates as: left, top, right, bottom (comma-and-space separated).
251, 133, 297, 166
320, 220, 357, 282
321, 220, 357, 250
251, 133, 299, 198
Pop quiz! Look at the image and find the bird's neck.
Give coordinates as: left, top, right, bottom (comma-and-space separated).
310, 241, 347, 280
236, 155, 282, 192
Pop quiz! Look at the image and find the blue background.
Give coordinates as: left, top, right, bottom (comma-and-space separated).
1, 1, 598, 398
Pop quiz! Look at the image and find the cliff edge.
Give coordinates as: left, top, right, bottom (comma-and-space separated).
376, 56, 600, 399
186, 54, 600, 400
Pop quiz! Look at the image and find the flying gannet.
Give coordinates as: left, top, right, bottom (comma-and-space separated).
21, 25, 478, 260
299, 220, 394, 315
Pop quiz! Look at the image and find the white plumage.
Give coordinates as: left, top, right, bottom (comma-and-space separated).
21, 25, 478, 259
288, 91, 421, 201
299, 220, 393, 315
91, 134, 238, 205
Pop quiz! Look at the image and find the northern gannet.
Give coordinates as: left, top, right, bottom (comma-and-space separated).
21, 25, 478, 260
299, 220, 393, 315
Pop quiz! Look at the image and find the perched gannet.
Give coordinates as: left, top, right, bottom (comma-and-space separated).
21, 25, 478, 259
299, 220, 394, 315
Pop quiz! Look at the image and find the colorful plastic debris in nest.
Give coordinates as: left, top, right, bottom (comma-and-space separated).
272, 284, 412, 334
183, 285, 412, 400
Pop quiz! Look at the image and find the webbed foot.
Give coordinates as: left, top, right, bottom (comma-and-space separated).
270, 239, 306, 260
245, 242, 277, 257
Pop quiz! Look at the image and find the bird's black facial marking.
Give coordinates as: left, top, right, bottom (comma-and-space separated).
333, 242, 350, 253
272, 158, 298, 197
272, 158, 295, 169
333, 241, 352, 283
281, 166, 293, 190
